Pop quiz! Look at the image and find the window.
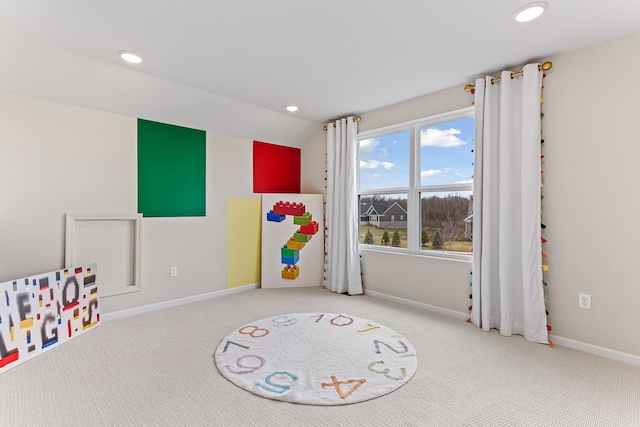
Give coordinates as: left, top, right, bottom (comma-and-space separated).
358, 107, 474, 257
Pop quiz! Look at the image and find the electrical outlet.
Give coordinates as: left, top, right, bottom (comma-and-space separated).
578, 293, 591, 310
170, 266, 178, 277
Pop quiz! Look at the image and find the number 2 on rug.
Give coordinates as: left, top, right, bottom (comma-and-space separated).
373, 340, 409, 354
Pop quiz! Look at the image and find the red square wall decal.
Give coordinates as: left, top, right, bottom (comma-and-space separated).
253, 141, 301, 193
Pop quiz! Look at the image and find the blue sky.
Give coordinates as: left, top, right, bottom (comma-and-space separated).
359, 117, 474, 190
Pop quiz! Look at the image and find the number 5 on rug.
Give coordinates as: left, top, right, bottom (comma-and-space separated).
256, 371, 298, 394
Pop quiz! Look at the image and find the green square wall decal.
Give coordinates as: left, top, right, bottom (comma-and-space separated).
138, 119, 206, 217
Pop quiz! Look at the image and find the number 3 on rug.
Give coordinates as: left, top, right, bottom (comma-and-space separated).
367, 360, 407, 380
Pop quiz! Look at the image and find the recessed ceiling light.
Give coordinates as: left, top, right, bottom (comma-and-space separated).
513, 2, 548, 22
285, 105, 298, 112
118, 50, 143, 64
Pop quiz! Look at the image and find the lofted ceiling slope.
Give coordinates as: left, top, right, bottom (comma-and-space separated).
0, 0, 639, 147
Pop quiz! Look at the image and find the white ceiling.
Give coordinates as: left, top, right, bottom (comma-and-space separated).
1, 0, 639, 147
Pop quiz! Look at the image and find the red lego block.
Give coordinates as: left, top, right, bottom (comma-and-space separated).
272, 201, 306, 216
300, 221, 319, 235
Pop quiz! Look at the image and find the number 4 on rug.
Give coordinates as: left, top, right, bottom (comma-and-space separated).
321, 375, 366, 400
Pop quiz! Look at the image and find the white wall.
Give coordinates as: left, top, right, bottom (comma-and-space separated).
0, 92, 257, 314
542, 31, 640, 357
302, 31, 640, 358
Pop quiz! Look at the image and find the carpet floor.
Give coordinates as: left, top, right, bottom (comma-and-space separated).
1, 287, 639, 426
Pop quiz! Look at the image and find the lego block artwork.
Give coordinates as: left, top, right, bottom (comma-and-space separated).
293, 230, 312, 243
266, 210, 286, 222
272, 201, 306, 216
293, 212, 312, 226
286, 238, 305, 251
281, 265, 299, 280
262, 194, 323, 289
300, 221, 319, 235
0, 263, 101, 374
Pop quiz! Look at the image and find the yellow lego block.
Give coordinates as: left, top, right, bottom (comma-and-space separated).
20, 318, 34, 329
286, 238, 306, 251
282, 265, 300, 280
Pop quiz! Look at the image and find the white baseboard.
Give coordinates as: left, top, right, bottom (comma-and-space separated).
102, 283, 260, 321
548, 334, 640, 367
365, 289, 640, 367
364, 289, 469, 321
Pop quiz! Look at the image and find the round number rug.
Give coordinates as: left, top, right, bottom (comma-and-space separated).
214, 313, 417, 405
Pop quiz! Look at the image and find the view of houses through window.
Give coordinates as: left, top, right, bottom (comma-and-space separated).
358, 108, 474, 256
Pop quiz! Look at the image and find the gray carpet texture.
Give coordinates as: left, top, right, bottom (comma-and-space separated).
1, 287, 639, 426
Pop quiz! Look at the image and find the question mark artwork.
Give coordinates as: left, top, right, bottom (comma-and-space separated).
261, 194, 324, 289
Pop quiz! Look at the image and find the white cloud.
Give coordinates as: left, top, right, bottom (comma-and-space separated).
360, 160, 395, 170
421, 169, 443, 178
455, 179, 473, 184
421, 128, 468, 148
358, 138, 379, 159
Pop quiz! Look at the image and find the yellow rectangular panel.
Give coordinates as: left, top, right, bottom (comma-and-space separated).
227, 198, 261, 288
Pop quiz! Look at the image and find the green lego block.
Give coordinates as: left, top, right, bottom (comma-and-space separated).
281, 245, 299, 258
293, 230, 312, 242
293, 212, 312, 226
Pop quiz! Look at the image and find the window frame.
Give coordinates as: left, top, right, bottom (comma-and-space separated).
357, 107, 474, 260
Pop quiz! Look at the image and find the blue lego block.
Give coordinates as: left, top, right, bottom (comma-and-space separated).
266, 210, 286, 222
281, 253, 300, 265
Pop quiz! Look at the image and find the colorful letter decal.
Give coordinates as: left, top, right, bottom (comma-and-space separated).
0, 264, 100, 374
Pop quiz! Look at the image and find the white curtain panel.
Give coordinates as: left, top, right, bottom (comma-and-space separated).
471, 64, 548, 344
324, 117, 362, 295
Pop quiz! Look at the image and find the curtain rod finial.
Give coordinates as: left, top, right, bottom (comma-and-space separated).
322, 125, 328, 131
464, 84, 475, 92
540, 61, 552, 71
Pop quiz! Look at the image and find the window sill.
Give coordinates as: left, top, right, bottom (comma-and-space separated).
359, 244, 472, 263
